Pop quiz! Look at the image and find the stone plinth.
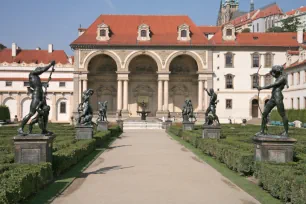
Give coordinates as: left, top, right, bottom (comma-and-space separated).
97, 121, 108, 131
202, 125, 221, 139
253, 135, 297, 163
162, 120, 172, 130
117, 120, 124, 130
13, 135, 55, 164
75, 125, 93, 140
182, 122, 194, 131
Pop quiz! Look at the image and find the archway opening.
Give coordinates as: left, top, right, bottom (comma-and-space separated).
129, 55, 158, 117
169, 55, 198, 115
252, 99, 259, 118
87, 54, 117, 115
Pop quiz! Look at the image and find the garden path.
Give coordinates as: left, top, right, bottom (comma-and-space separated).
52, 129, 259, 204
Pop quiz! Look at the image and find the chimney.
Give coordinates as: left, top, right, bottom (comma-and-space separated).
297, 26, 303, 44
12, 43, 17, 57
36, 47, 41, 50
48, 44, 53, 53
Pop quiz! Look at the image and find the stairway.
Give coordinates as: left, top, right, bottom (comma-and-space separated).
123, 117, 163, 129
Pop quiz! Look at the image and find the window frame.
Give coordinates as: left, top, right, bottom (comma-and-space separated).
100, 29, 106, 37
264, 52, 273, 67
59, 82, 66, 87
226, 99, 232, 109
251, 52, 260, 68
140, 29, 147, 37
60, 102, 66, 114
264, 73, 272, 86
23, 81, 30, 87
181, 30, 187, 38
225, 74, 234, 89
225, 52, 234, 68
226, 29, 232, 36
5, 81, 12, 87
251, 74, 260, 89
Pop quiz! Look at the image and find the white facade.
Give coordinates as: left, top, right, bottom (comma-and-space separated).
275, 7, 306, 30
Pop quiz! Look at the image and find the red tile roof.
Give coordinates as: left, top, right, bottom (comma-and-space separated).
253, 3, 283, 20
231, 10, 258, 27
198, 26, 221, 34
71, 15, 208, 46
285, 60, 306, 69
286, 6, 306, 16
287, 50, 299, 55
0, 49, 70, 64
209, 31, 304, 47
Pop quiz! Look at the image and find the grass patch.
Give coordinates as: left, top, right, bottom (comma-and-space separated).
168, 132, 282, 204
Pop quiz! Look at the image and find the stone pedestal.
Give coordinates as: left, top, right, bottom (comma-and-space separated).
13, 135, 55, 164
75, 125, 93, 140
162, 120, 172, 130
97, 121, 108, 131
117, 120, 123, 130
182, 122, 194, 131
253, 135, 297, 163
202, 125, 221, 139
121, 110, 129, 118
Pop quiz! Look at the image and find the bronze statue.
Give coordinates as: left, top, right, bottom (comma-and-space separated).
77, 89, 94, 126
204, 88, 220, 125
182, 99, 196, 122
97, 101, 108, 122
18, 61, 55, 136
255, 65, 289, 137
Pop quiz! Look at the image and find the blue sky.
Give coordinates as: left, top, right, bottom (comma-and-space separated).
0, 0, 303, 55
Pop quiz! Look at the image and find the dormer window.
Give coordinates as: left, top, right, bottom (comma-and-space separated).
222, 24, 236, 41
177, 24, 191, 41
96, 23, 110, 41
137, 24, 151, 41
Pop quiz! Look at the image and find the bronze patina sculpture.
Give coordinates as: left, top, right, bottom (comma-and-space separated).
77, 89, 94, 126
18, 61, 55, 136
137, 100, 150, 120
97, 101, 108, 122
255, 65, 289, 137
182, 99, 196, 122
204, 88, 220, 125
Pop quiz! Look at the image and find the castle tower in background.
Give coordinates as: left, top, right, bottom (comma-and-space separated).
217, 0, 239, 26
250, 0, 254, 12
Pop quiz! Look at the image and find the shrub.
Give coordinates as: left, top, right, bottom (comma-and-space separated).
0, 163, 53, 204
271, 109, 306, 123
0, 106, 10, 122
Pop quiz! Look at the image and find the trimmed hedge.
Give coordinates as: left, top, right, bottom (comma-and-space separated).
0, 106, 10, 121
271, 109, 306, 123
0, 163, 53, 204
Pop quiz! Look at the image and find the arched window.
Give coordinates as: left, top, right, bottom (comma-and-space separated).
225, 52, 234, 68
225, 74, 234, 89
265, 53, 273, 67
181, 30, 187, 38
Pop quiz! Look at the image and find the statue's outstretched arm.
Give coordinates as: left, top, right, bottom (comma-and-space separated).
31, 61, 55, 75
260, 77, 286, 90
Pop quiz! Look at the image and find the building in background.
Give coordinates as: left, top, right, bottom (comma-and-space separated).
275, 6, 306, 30
0, 44, 74, 122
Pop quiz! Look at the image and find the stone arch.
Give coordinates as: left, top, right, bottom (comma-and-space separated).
249, 95, 263, 118
56, 97, 69, 121
83, 50, 121, 71
125, 51, 163, 71
96, 85, 117, 112
3, 97, 17, 120
165, 51, 204, 72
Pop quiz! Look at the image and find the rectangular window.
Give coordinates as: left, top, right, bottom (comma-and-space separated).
226, 29, 232, 36
291, 98, 294, 109
60, 102, 66, 114
59, 82, 66, 87
252, 75, 260, 89
181, 30, 187, 37
265, 53, 273, 67
225, 75, 233, 89
252, 54, 260, 68
100, 29, 106, 37
24, 81, 30, 87
226, 99, 232, 109
5, 81, 12, 87
298, 97, 300, 110
257, 23, 259, 32
264, 74, 272, 86
141, 30, 147, 37
225, 53, 233, 67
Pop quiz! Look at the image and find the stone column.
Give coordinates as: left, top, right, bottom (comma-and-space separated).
158, 80, 163, 111
0, 93, 3, 105
204, 80, 208, 111
16, 93, 21, 120
79, 79, 82, 103
163, 80, 169, 111
117, 80, 122, 111
52, 93, 57, 122
198, 80, 203, 111
123, 80, 128, 111
83, 79, 88, 91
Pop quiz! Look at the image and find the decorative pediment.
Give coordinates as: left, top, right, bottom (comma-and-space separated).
177, 23, 191, 41
137, 23, 151, 41
222, 24, 236, 41
96, 22, 110, 41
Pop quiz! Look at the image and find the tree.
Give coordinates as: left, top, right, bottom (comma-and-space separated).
281, 16, 301, 32
0, 44, 6, 51
267, 26, 284, 33
241, 28, 251, 33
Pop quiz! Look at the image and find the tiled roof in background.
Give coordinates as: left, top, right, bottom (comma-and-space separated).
286, 6, 306, 16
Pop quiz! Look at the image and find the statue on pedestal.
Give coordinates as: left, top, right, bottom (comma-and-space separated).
255, 65, 289, 137
77, 89, 94, 126
17, 61, 55, 136
182, 99, 196, 122
204, 88, 220, 126
97, 101, 108, 122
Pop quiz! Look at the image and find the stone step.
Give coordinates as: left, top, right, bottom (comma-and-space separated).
123, 121, 163, 129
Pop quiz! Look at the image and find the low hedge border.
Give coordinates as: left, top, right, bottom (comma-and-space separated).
0, 125, 122, 204
168, 125, 306, 204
